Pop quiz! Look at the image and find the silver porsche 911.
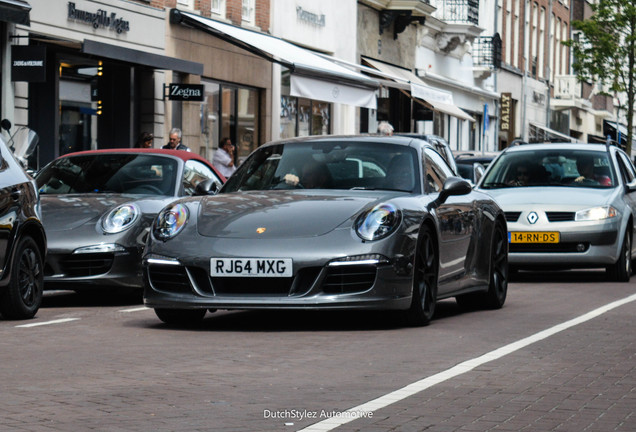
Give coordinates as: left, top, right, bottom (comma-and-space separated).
478, 142, 636, 281
143, 135, 508, 326
35, 149, 224, 291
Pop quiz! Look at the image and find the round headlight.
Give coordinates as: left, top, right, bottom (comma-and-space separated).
153, 204, 189, 240
102, 204, 140, 234
355, 203, 401, 241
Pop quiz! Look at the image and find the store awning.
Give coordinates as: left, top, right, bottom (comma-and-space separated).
0, 0, 30, 25
170, 9, 378, 109
529, 122, 573, 143
362, 57, 474, 122
82, 40, 203, 75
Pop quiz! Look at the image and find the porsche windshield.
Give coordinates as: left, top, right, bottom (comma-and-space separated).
222, 141, 420, 193
480, 149, 616, 189
36, 154, 178, 196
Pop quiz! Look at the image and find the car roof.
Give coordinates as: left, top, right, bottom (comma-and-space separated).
502, 142, 610, 153
58, 148, 212, 164
262, 134, 428, 148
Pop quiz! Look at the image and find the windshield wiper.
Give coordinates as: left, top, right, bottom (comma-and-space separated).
481, 182, 511, 188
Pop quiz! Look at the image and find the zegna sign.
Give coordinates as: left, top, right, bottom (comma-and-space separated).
67, 2, 130, 34
164, 84, 205, 102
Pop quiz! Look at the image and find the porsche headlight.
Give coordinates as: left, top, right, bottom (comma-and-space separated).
355, 203, 401, 241
102, 204, 140, 234
153, 203, 189, 240
575, 205, 618, 221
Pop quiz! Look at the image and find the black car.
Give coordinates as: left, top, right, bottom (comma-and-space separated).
0, 133, 46, 319
455, 151, 500, 183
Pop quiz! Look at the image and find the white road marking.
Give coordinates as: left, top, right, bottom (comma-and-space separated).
118, 306, 150, 313
299, 293, 636, 432
15, 318, 80, 328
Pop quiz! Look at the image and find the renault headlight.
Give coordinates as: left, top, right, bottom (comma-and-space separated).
355, 203, 401, 241
153, 203, 189, 240
102, 204, 140, 234
575, 205, 618, 221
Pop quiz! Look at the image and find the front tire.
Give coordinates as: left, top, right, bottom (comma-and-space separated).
483, 221, 508, 309
0, 236, 44, 320
607, 228, 631, 282
154, 308, 207, 325
405, 225, 438, 327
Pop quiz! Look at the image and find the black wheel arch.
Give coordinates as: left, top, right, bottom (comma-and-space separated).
0, 220, 46, 288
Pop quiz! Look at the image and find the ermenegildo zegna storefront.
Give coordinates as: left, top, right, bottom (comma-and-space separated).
8, 0, 202, 169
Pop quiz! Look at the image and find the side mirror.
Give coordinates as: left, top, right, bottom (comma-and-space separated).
429, 177, 472, 210
473, 163, 485, 184
194, 178, 220, 196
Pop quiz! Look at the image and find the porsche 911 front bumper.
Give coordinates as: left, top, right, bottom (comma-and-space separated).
142, 253, 414, 311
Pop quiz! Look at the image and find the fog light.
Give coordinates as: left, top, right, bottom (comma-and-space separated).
577, 243, 585, 252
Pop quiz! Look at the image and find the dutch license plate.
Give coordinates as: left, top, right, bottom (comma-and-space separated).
210, 258, 293, 277
509, 232, 560, 243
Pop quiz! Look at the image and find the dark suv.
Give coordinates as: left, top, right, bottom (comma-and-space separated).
0, 134, 46, 319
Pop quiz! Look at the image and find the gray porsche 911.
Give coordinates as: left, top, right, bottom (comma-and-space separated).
35, 149, 224, 291
143, 135, 508, 326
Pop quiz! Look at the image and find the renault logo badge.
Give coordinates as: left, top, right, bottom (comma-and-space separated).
527, 212, 539, 224
256, 227, 266, 234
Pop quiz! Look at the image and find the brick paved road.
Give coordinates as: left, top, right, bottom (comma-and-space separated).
0, 270, 634, 432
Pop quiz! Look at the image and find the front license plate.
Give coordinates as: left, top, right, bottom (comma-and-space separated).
210, 258, 293, 277
509, 232, 560, 243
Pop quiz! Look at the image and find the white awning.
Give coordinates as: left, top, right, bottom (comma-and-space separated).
529, 122, 573, 142
171, 9, 378, 109
290, 75, 377, 108
362, 57, 474, 121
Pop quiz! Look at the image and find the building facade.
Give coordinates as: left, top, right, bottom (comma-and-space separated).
496, 0, 573, 146
5, 0, 206, 169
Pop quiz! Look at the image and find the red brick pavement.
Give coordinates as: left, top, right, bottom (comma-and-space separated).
330, 299, 636, 432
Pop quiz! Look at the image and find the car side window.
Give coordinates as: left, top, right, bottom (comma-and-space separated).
616, 151, 636, 185
424, 148, 453, 193
183, 160, 223, 196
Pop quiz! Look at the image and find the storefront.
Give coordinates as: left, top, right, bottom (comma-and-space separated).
169, 9, 378, 162
11, 0, 202, 169
0, 0, 31, 125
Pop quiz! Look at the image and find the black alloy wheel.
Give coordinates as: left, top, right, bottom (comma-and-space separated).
483, 221, 508, 309
456, 221, 508, 310
0, 236, 44, 320
405, 225, 438, 326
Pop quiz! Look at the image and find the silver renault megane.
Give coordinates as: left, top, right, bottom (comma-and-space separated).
478, 142, 636, 281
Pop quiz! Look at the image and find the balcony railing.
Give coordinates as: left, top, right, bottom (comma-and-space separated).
434, 0, 479, 25
473, 34, 501, 69
554, 75, 578, 99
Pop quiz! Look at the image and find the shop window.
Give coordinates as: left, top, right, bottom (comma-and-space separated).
279, 96, 331, 139
280, 70, 331, 138
201, 79, 259, 163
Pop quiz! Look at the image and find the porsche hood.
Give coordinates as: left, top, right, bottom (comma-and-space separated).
195, 191, 388, 238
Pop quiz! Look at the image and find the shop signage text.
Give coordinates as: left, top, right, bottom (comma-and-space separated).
167, 84, 204, 101
67, 2, 130, 34
500, 92, 511, 132
296, 6, 325, 27
12, 46, 47, 83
